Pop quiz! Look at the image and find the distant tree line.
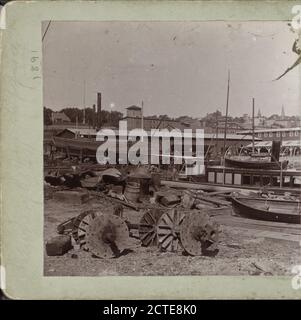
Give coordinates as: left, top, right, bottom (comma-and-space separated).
44, 106, 123, 127
44, 107, 53, 125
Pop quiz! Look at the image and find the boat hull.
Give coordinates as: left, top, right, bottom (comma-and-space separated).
231, 197, 301, 224
225, 157, 288, 170
52, 137, 101, 159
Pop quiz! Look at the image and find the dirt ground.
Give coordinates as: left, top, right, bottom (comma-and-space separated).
44, 191, 301, 277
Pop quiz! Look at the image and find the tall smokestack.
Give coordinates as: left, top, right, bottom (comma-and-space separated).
97, 92, 102, 129
92, 104, 96, 128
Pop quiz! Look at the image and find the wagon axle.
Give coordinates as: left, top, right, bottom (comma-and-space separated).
69, 207, 221, 258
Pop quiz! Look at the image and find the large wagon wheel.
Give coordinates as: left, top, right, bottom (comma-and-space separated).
180, 211, 220, 256
138, 208, 164, 247
86, 214, 130, 258
71, 210, 101, 250
157, 209, 185, 252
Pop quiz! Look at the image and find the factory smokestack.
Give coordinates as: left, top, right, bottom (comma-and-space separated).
97, 92, 102, 129
92, 104, 96, 128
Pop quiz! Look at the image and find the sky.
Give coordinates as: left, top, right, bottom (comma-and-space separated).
42, 21, 300, 118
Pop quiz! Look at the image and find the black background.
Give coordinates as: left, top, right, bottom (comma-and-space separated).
0, 289, 299, 319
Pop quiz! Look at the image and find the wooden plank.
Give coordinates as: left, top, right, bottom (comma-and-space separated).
195, 195, 231, 207
214, 210, 301, 229
161, 179, 301, 195
207, 190, 232, 196
90, 191, 139, 211
214, 214, 301, 234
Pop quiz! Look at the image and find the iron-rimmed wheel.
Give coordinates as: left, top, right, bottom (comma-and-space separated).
86, 214, 130, 258
180, 211, 220, 256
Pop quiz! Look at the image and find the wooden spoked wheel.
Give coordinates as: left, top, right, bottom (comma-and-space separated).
138, 208, 164, 247
157, 209, 185, 252
71, 210, 101, 250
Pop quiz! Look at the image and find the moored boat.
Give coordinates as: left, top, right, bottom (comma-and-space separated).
231, 195, 301, 224
53, 136, 100, 159
225, 156, 288, 170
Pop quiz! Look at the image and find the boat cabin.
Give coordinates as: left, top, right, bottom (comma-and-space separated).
206, 165, 301, 190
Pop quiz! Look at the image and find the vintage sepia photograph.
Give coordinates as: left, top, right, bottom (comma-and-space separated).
43, 20, 301, 277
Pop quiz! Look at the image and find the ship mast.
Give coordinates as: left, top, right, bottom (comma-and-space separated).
83, 79, 86, 125
215, 109, 219, 158
223, 70, 230, 156
141, 100, 144, 131
252, 98, 255, 153
222, 70, 230, 185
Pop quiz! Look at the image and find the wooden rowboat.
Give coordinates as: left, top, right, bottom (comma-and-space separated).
231, 196, 301, 224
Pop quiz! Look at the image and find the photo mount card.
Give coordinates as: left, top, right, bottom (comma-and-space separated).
0, 0, 301, 299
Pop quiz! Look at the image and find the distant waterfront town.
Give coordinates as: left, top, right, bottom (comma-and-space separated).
44, 94, 301, 159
